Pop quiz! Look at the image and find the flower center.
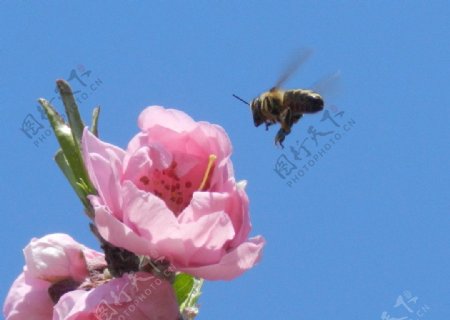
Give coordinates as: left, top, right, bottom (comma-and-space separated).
137, 154, 217, 215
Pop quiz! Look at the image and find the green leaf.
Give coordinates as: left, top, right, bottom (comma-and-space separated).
173, 273, 195, 306
54, 150, 94, 218
174, 274, 203, 319
56, 79, 85, 145
38, 98, 96, 199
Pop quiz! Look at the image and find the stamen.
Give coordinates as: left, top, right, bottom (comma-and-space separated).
198, 154, 217, 191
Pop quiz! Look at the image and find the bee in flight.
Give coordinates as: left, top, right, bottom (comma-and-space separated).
233, 50, 325, 148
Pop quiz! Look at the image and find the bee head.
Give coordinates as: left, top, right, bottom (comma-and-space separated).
250, 98, 265, 127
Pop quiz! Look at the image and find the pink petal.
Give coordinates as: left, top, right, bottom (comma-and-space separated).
121, 146, 153, 184
123, 144, 174, 183
23, 233, 89, 283
179, 191, 230, 223
93, 198, 153, 256
3, 272, 53, 320
143, 126, 206, 166
138, 106, 197, 133
82, 128, 125, 217
222, 181, 252, 247
191, 122, 232, 161
179, 236, 265, 280
127, 132, 147, 154
53, 272, 179, 320
179, 211, 235, 265
179, 189, 251, 248
121, 182, 186, 263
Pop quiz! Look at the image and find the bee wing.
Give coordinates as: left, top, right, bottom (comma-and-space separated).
311, 70, 341, 99
272, 48, 313, 90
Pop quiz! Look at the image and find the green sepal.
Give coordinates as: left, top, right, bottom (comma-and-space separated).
54, 150, 94, 218
174, 273, 203, 318
173, 273, 195, 307
56, 80, 85, 145
90, 106, 100, 137
38, 98, 96, 198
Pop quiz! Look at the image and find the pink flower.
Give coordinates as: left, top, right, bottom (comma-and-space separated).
53, 272, 180, 320
4, 234, 179, 320
3, 233, 106, 320
83, 106, 265, 280
23, 233, 103, 283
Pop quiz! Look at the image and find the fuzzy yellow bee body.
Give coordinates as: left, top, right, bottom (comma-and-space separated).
234, 50, 326, 147
250, 88, 324, 147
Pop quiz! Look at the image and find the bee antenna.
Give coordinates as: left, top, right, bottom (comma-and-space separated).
232, 94, 250, 106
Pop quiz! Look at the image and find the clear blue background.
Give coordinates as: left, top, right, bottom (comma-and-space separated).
1, 1, 449, 319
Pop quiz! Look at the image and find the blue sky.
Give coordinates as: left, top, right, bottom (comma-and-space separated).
1, 1, 450, 319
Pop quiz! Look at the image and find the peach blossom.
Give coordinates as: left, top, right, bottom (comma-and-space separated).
83, 106, 265, 280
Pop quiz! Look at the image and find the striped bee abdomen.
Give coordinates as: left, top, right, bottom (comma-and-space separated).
283, 89, 324, 114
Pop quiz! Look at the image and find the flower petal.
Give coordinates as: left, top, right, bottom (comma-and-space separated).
82, 128, 125, 216
121, 182, 186, 263
23, 233, 89, 283
138, 106, 197, 133
179, 236, 265, 280
93, 198, 153, 256
179, 210, 235, 266
3, 272, 53, 320
179, 189, 251, 248
121, 146, 153, 184
192, 122, 232, 161
53, 272, 180, 320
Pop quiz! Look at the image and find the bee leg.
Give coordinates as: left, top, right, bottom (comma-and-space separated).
275, 109, 295, 148
279, 108, 293, 132
275, 128, 289, 148
265, 122, 274, 131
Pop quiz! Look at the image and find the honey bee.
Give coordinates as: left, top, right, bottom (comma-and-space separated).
233, 50, 325, 147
